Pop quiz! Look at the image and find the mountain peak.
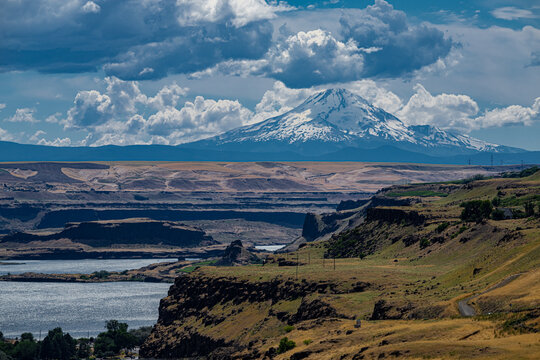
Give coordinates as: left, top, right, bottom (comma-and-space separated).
192, 89, 514, 156
303, 88, 370, 109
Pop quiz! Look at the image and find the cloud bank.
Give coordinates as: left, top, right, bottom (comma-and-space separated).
60, 77, 253, 146
44, 78, 538, 147
1, 0, 451, 88
0, 0, 288, 79
194, 0, 453, 87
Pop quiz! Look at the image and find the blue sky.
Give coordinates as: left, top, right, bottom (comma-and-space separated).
0, 0, 538, 149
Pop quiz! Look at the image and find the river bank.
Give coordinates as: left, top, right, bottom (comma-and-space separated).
0, 258, 198, 283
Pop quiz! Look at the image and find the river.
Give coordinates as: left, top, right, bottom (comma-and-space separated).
0, 258, 175, 275
0, 259, 172, 338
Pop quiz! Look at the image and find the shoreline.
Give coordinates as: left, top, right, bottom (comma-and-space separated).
0, 258, 203, 283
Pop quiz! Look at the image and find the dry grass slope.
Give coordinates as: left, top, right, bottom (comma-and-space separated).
142, 170, 540, 359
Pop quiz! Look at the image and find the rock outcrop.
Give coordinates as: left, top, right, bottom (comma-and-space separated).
284, 195, 416, 253
214, 240, 260, 266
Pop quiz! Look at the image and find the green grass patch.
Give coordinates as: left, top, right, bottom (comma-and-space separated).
177, 259, 218, 273
500, 194, 540, 207
386, 190, 448, 198
283, 325, 294, 333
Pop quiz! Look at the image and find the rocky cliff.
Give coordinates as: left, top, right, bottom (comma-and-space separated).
140, 274, 350, 359
1, 218, 216, 247
281, 195, 415, 252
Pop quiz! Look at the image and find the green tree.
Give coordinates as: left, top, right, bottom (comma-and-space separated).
277, 337, 295, 354
19, 334, 33, 343
128, 326, 153, 347
491, 208, 505, 220
460, 200, 493, 223
0, 332, 14, 359
94, 320, 137, 358
13, 340, 38, 360
76, 338, 91, 359
40, 328, 76, 360
524, 201, 535, 217
0, 350, 11, 360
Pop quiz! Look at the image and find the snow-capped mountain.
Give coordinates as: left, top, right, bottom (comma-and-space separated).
190, 88, 519, 156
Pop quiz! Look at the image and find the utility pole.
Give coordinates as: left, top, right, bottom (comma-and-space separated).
333, 256, 336, 271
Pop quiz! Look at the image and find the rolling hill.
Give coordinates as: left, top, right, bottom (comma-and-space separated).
140, 168, 540, 359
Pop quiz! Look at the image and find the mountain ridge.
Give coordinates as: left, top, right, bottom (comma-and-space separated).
0, 88, 537, 163
190, 88, 522, 156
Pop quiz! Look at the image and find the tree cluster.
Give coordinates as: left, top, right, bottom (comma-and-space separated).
0, 321, 152, 360
460, 200, 493, 223
0, 329, 76, 360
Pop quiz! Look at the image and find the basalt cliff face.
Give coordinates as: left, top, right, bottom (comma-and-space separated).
1, 218, 216, 247
140, 274, 350, 359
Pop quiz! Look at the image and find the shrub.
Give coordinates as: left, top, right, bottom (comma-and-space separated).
435, 222, 449, 233
491, 209, 506, 220
512, 209, 525, 219
491, 197, 501, 207
277, 337, 296, 354
91, 270, 111, 279
524, 201, 535, 217
451, 225, 468, 239
500, 311, 539, 334
303, 339, 312, 345
283, 325, 294, 333
419, 238, 430, 249
502, 166, 539, 178
460, 200, 493, 223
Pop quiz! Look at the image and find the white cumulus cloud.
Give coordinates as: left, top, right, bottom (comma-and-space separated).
0, 127, 14, 141
63, 77, 254, 146
82, 1, 100, 14
396, 84, 479, 132
143, 96, 253, 143
5, 108, 39, 123
475, 98, 540, 129
38, 137, 72, 146
176, 0, 292, 28
66, 90, 114, 128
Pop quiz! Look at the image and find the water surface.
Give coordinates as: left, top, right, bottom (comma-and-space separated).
0, 259, 174, 338
255, 245, 286, 251
0, 258, 175, 275
0, 281, 171, 338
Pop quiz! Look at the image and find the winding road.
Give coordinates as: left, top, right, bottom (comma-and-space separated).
458, 273, 522, 317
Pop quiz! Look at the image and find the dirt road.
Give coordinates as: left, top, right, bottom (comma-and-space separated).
458, 273, 522, 317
